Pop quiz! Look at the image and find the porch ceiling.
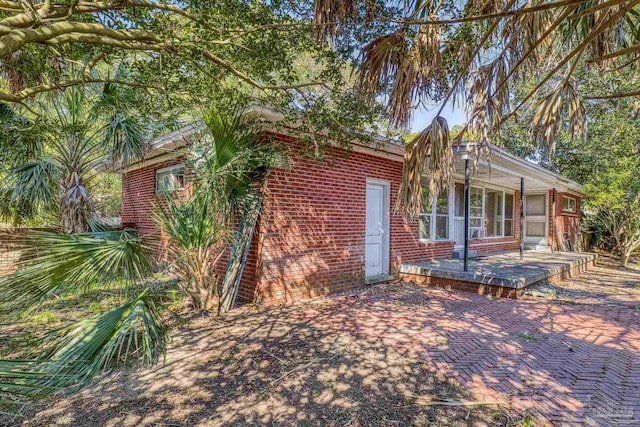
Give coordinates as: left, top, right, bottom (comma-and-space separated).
454, 155, 568, 192
452, 157, 552, 191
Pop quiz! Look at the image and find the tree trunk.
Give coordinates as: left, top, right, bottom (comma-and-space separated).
60, 171, 90, 233
60, 199, 89, 233
186, 282, 218, 312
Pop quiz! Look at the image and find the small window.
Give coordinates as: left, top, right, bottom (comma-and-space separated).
562, 195, 577, 213
156, 164, 185, 194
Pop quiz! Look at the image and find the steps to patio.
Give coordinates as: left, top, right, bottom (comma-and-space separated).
399, 251, 597, 298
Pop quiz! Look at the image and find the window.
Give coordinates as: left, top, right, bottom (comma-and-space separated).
562, 195, 577, 213
504, 193, 514, 236
485, 190, 503, 237
419, 187, 449, 241
469, 187, 483, 238
156, 164, 185, 194
453, 183, 515, 240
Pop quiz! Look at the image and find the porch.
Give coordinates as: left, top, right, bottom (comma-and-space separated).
420, 143, 585, 270
399, 250, 597, 298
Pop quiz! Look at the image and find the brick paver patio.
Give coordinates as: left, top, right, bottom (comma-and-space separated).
12, 260, 640, 426
295, 281, 640, 426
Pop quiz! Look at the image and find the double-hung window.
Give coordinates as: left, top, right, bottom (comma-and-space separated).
156, 164, 185, 194
562, 195, 576, 213
469, 187, 484, 238
419, 187, 449, 241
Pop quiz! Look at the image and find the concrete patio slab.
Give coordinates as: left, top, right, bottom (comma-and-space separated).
399, 251, 597, 297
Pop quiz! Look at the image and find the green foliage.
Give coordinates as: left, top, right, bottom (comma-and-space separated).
498, 68, 640, 263
0, 291, 167, 412
583, 168, 640, 265
155, 194, 229, 312
0, 360, 60, 413
40, 290, 167, 393
0, 229, 166, 409
0, 229, 151, 312
192, 107, 288, 215
0, 78, 163, 231
92, 173, 122, 218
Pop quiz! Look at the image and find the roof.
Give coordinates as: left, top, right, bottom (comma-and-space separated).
118, 106, 584, 195
453, 142, 584, 195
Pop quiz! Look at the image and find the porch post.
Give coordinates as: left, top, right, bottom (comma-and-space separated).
520, 177, 525, 261
464, 158, 470, 272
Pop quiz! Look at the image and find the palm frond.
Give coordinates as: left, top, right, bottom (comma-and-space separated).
0, 229, 151, 311
531, 84, 564, 150
313, 0, 369, 40
39, 291, 167, 392
357, 31, 408, 99
396, 116, 452, 219
155, 194, 230, 311
195, 108, 287, 214
0, 360, 60, 413
531, 81, 586, 151
5, 159, 61, 212
104, 113, 150, 167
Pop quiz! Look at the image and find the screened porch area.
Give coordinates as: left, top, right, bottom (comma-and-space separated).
404, 143, 591, 297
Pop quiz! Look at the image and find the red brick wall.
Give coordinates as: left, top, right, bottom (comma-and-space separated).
549, 190, 581, 251
253, 135, 454, 304
0, 228, 51, 277
0, 229, 25, 277
120, 135, 583, 306
121, 159, 186, 259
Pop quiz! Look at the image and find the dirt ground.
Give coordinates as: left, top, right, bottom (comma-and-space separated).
3, 256, 639, 427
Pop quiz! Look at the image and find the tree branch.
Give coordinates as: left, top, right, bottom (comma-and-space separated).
387, 0, 588, 26
0, 21, 160, 56
589, 43, 640, 62
197, 48, 328, 91
500, 0, 640, 125
0, 78, 164, 102
584, 89, 640, 100
44, 33, 162, 51
436, 0, 518, 116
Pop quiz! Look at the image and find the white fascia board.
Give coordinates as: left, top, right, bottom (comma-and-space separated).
118, 149, 189, 174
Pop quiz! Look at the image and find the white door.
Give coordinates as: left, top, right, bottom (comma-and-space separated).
365, 181, 389, 277
525, 194, 547, 246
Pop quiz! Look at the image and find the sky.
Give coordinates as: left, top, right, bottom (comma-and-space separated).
409, 102, 467, 132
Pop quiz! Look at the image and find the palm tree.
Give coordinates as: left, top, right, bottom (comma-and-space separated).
1, 70, 155, 233
0, 107, 285, 409
157, 108, 286, 313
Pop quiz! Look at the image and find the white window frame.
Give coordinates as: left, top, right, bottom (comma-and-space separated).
419, 190, 450, 242
156, 163, 185, 194
562, 195, 577, 214
469, 186, 484, 239
503, 191, 515, 237
453, 180, 516, 241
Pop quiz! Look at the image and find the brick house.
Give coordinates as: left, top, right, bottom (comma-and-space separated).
120, 109, 585, 304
